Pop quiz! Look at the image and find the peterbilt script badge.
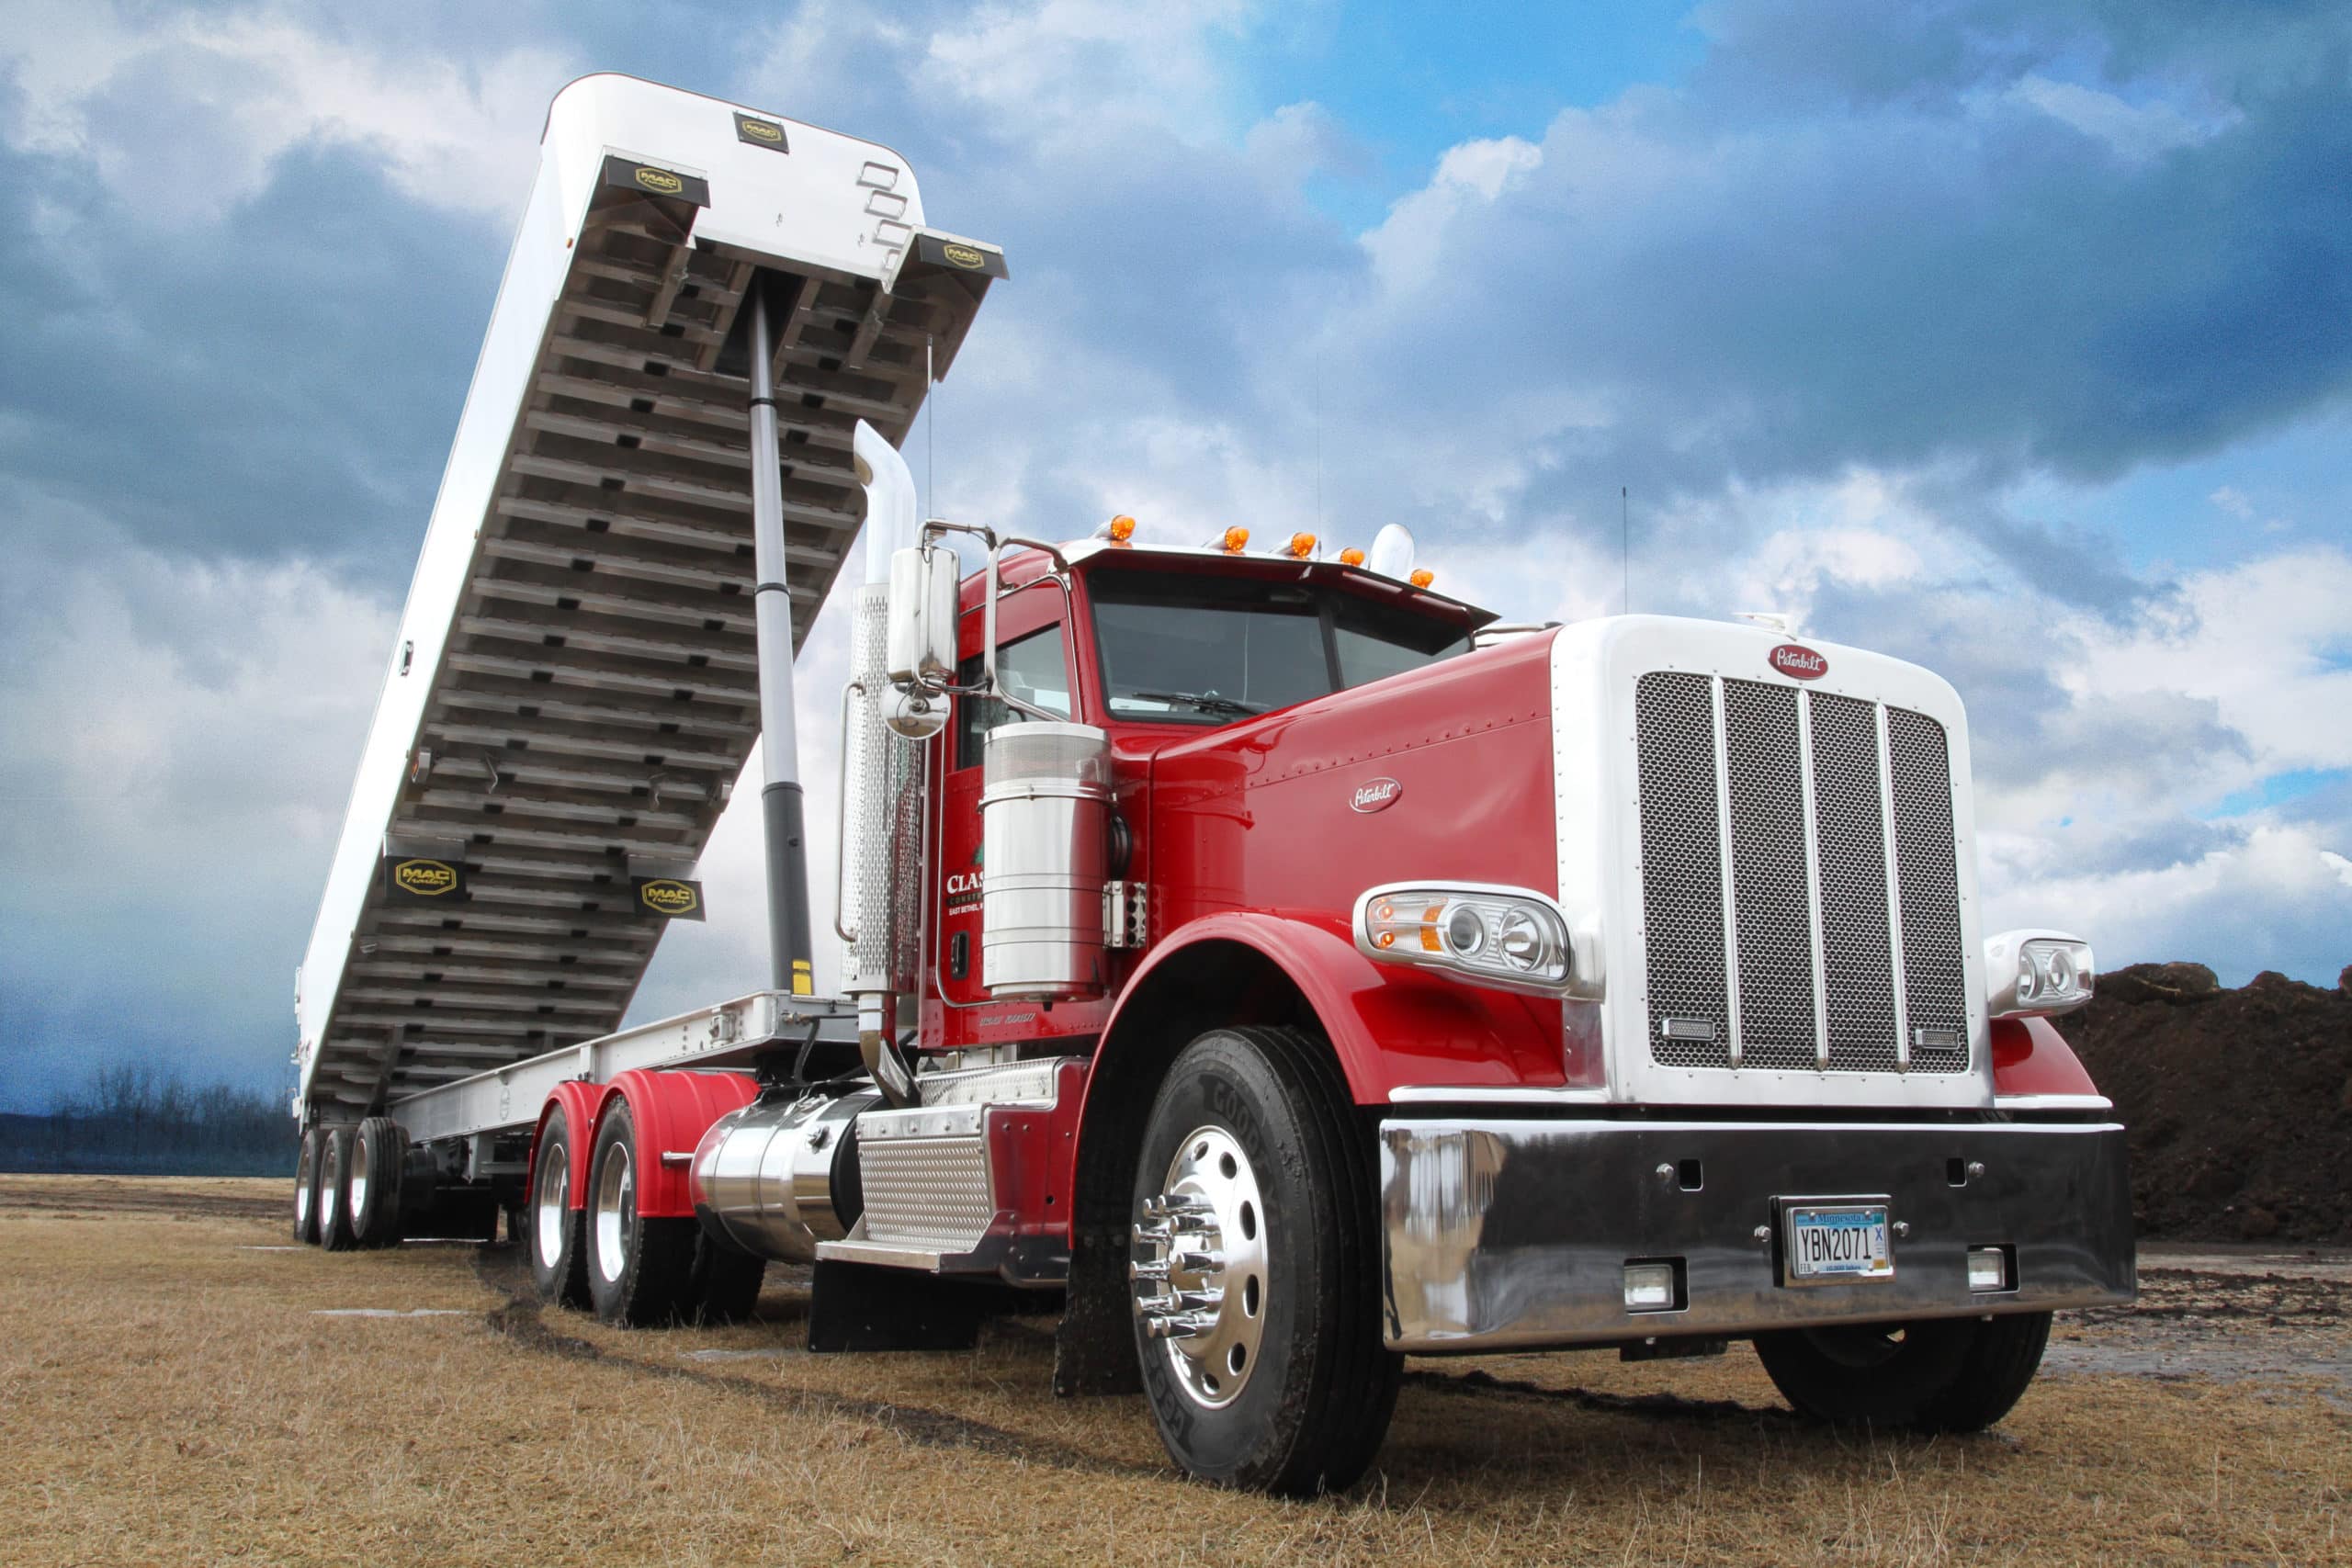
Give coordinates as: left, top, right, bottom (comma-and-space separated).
1769, 643, 1828, 681
1351, 777, 1404, 813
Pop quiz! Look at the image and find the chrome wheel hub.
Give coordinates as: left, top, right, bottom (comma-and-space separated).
594, 1145, 632, 1285
535, 1140, 569, 1270
1132, 1126, 1269, 1409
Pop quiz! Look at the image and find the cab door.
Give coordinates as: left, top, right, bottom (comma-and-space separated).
931, 584, 1077, 1032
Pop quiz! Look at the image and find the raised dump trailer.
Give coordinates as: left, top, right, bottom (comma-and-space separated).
292, 75, 997, 1222
297, 75, 2132, 1498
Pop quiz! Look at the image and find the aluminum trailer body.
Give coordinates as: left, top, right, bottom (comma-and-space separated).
294, 75, 997, 1126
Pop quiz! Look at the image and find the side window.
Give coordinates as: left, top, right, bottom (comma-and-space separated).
955, 624, 1071, 770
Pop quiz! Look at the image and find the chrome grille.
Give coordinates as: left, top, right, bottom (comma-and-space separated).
1809, 694, 1901, 1071
1724, 682, 1819, 1069
1888, 708, 1969, 1072
1635, 672, 1968, 1075
1633, 673, 1730, 1067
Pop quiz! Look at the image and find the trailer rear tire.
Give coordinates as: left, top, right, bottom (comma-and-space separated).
1754, 1310, 2052, 1431
316, 1126, 357, 1252
293, 1126, 324, 1246
584, 1102, 695, 1326
346, 1117, 405, 1249
528, 1105, 591, 1310
1128, 1026, 1401, 1496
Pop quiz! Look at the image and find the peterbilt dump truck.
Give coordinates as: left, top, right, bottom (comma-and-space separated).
292, 75, 2135, 1495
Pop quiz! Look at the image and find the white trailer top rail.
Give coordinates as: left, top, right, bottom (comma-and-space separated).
296, 75, 1001, 1114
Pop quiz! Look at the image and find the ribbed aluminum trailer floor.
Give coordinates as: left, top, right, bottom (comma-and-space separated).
294, 76, 1001, 1115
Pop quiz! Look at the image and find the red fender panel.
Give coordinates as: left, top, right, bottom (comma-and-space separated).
1093, 911, 1567, 1109
529, 1079, 606, 1215
597, 1068, 760, 1218
1990, 1016, 2101, 1099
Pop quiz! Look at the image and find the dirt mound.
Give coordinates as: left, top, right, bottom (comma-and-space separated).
2066, 963, 2352, 1244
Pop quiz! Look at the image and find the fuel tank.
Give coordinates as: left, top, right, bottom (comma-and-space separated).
689, 1089, 877, 1262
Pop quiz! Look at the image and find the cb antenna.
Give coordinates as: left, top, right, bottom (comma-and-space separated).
925, 335, 936, 520
1621, 485, 1630, 615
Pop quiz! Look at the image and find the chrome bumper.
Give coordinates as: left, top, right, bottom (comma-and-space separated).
1379, 1117, 2135, 1352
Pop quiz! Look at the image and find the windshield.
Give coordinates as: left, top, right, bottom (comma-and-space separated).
1088, 568, 1472, 724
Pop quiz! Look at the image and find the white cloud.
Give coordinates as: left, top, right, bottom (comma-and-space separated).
2005, 74, 2232, 164
0, 2, 569, 225
1361, 134, 1543, 293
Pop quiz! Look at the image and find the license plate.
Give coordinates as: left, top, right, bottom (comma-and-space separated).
1783, 1203, 1894, 1283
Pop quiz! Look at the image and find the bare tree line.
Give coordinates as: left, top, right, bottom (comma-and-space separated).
2, 1064, 290, 1174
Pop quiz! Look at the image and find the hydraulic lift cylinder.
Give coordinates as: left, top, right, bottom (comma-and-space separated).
747, 285, 814, 996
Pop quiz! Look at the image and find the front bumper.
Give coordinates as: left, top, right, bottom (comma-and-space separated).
1379, 1117, 2134, 1352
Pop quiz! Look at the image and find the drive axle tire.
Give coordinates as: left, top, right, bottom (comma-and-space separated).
527, 1104, 591, 1310
346, 1117, 405, 1250
584, 1101, 696, 1326
1128, 1026, 1401, 1496
293, 1126, 324, 1246
684, 1231, 766, 1325
316, 1126, 357, 1253
1755, 1310, 2052, 1432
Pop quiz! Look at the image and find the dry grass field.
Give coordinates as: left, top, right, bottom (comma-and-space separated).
3, 1176, 2345, 1566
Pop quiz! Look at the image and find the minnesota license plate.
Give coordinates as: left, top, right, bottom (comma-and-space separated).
1783, 1203, 1894, 1283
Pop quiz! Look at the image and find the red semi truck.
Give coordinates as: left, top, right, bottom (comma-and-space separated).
292, 76, 2134, 1495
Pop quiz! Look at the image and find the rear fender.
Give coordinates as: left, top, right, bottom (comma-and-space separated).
528, 1080, 605, 1215
595, 1068, 760, 1218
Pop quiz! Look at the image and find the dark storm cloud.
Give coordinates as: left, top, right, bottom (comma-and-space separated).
1295, 0, 2352, 577
0, 95, 495, 582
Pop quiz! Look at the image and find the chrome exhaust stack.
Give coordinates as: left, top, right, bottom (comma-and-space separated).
842, 423, 929, 1104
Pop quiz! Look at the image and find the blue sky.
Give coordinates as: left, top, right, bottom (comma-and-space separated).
1, 0, 2347, 1109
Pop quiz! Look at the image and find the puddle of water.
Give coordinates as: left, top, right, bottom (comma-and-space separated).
312, 1308, 469, 1318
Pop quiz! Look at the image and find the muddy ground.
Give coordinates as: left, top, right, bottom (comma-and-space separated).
3, 1176, 2345, 1565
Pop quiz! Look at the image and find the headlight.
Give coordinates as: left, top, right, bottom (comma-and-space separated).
1355, 883, 1582, 997
1984, 929, 2095, 1019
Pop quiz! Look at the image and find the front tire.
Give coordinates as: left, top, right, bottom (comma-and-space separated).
1128, 1026, 1400, 1495
583, 1101, 695, 1326
1755, 1311, 2052, 1431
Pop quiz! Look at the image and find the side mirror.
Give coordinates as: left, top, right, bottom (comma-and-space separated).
886, 545, 959, 690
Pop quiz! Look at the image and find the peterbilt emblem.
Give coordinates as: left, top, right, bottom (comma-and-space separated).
1769, 643, 1827, 681
1351, 777, 1403, 814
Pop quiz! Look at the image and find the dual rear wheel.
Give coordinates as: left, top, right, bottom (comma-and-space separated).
532, 1099, 763, 1326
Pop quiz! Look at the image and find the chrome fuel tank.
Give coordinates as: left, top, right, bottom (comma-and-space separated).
689, 1089, 877, 1262
979, 721, 1111, 997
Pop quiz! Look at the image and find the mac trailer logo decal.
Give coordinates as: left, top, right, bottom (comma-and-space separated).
1769, 644, 1828, 681
1350, 777, 1404, 814
633, 165, 685, 196
391, 859, 458, 897
943, 242, 987, 269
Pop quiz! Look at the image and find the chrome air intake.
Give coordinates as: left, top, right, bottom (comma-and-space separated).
690, 1089, 878, 1263
980, 721, 1111, 997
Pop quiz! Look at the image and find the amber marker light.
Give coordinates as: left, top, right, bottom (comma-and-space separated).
1221, 526, 1250, 553
1409, 568, 1435, 588
1339, 547, 1366, 567
1287, 532, 1317, 558
1108, 514, 1136, 543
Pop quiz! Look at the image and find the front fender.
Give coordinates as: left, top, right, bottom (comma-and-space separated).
1991, 1016, 2103, 1100
1102, 911, 1568, 1105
